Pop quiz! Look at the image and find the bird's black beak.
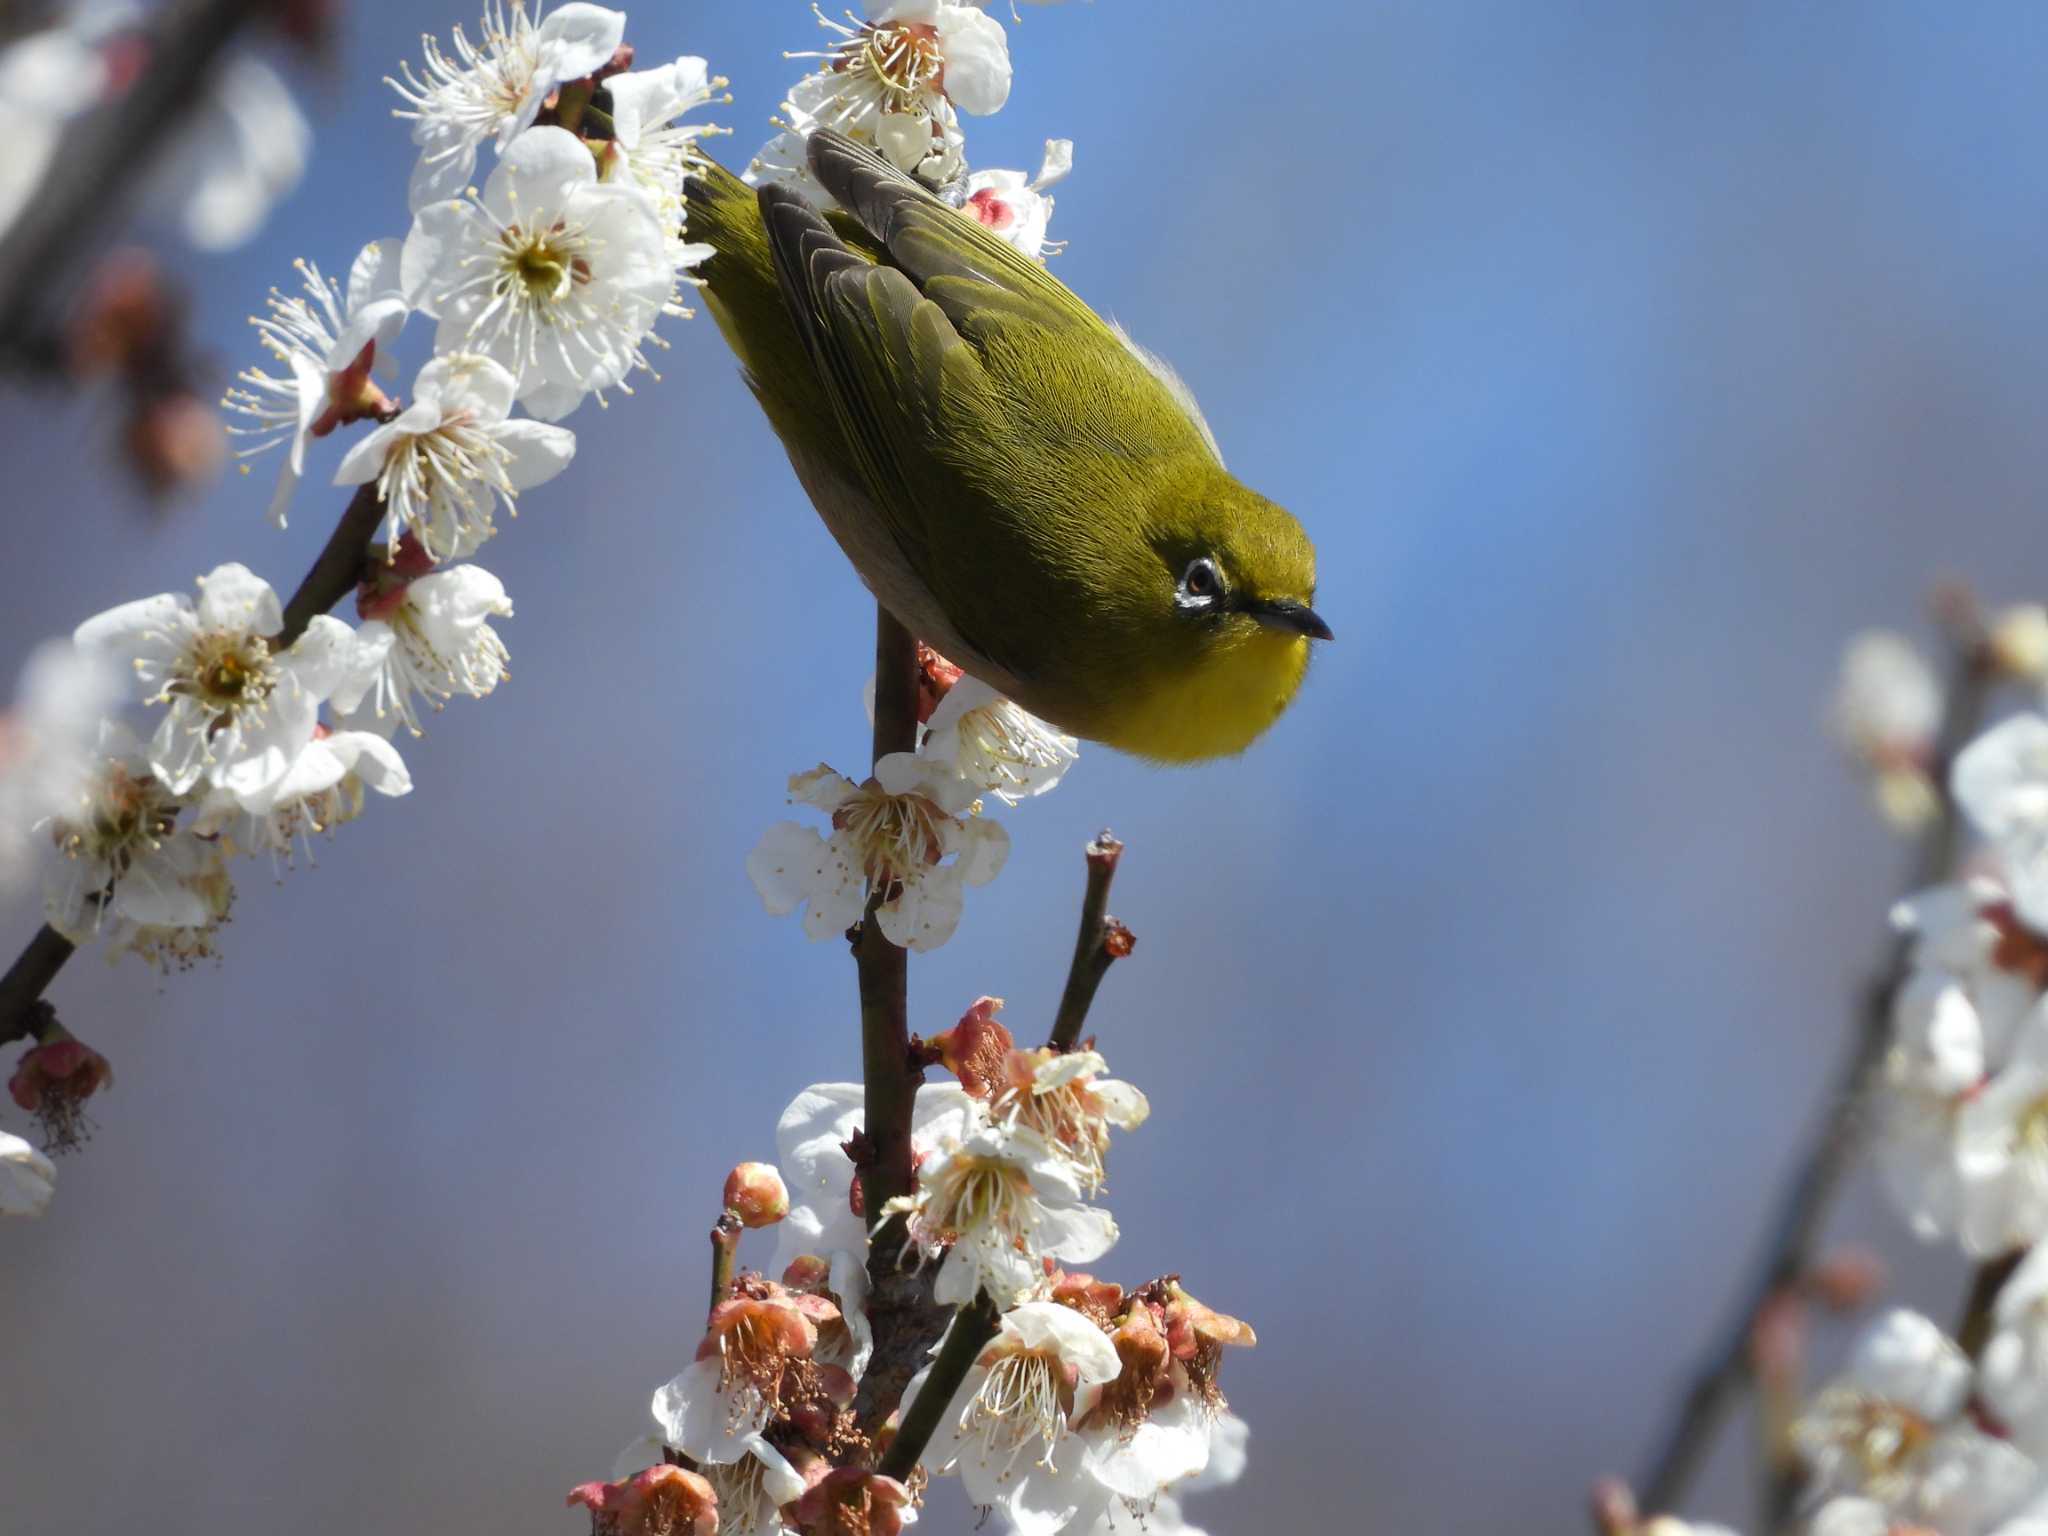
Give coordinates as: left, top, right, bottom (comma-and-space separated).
1245, 597, 1334, 642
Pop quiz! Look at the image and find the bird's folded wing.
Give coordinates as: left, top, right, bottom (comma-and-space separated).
757, 178, 1028, 675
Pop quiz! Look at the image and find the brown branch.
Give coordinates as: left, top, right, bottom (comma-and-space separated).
1636, 633, 1998, 1515
1958, 1251, 2025, 1360
876, 1292, 999, 1482
1047, 831, 1133, 1051
0, 0, 279, 352
0, 482, 389, 1046
850, 606, 936, 1434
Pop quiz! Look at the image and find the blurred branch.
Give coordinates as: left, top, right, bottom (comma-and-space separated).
1958, 1251, 2024, 1360
0, 483, 387, 1047
1047, 831, 1134, 1051
0, 0, 277, 353
1636, 623, 1997, 1516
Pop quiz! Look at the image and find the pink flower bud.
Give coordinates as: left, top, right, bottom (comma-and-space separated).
126, 391, 223, 495
725, 1161, 789, 1228
915, 643, 963, 724
1804, 1246, 1886, 1312
66, 249, 169, 378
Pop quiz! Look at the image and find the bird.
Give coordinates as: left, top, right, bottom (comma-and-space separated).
682, 129, 1328, 762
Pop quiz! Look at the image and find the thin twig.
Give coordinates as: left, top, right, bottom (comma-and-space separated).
0, 483, 389, 1046
708, 1210, 741, 1323
0, 0, 278, 351
1048, 831, 1133, 1052
876, 1292, 999, 1482
1636, 636, 1998, 1514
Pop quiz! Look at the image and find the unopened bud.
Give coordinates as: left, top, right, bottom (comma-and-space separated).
782, 1254, 832, 1291
66, 249, 168, 378
725, 1161, 789, 1228
1992, 605, 2048, 682
1805, 1246, 1886, 1312
915, 643, 964, 723
1749, 1287, 1804, 1386
126, 391, 223, 494
1588, 1477, 1637, 1535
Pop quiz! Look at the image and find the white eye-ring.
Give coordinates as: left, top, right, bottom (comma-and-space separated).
1180, 557, 1223, 603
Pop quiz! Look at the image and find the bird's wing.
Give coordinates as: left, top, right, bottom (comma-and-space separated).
756, 178, 1032, 675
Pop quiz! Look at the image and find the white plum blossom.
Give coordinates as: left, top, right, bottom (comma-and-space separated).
1955, 1004, 2048, 1255
388, 1, 626, 211
748, 753, 1009, 952
0, 1130, 55, 1217
911, 1301, 1123, 1536
1833, 630, 1943, 829
401, 125, 671, 420
1982, 1245, 2048, 1458
190, 725, 412, 865
958, 139, 1072, 260
334, 354, 575, 560
1956, 716, 2048, 936
756, 0, 1010, 190
73, 564, 359, 799
924, 677, 1078, 804
887, 1115, 1117, 1307
339, 560, 513, 735
141, 54, 310, 251
601, 54, 724, 315
0, 639, 117, 894
994, 1048, 1148, 1196
223, 241, 410, 526
0, 17, 106, 241
1792, 1309, 2036, 1532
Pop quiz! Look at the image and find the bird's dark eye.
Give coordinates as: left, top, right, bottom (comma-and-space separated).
1181, 557, 1222, 601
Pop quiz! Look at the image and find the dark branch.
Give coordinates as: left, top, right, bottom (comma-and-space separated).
850, 607, 935, 1434
1636, 633, 1998, 1514
1047, 831, 1132, 1052
0, 0, 279, 352
0, 482, 389, 1045
876, 1292, 999, 1482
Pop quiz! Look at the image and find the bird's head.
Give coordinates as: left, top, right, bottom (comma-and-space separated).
1097, 469, 1328, 762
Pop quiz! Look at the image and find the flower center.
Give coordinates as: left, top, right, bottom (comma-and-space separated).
841, 22, 943, 112
2021, 1091, 2048, 1155
924, 1153, 1031, 1243
833, 786, 947, 886
507, 226, 588, 303
179, 632, 276, 713
960, 1347, 1073, 1477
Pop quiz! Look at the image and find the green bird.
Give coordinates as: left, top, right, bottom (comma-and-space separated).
683, 130, 1328, 762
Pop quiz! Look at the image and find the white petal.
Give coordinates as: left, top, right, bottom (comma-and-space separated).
534, 4, 627, 90
494, 419, 578, 489
0, 1131, 56, 1217
399, 199, 485, 312
652, 1356, 768, 1464
482, 124, 596, 226
193, 562, 283, 635
935, 5, 1011, 115
424, 353, 519, 425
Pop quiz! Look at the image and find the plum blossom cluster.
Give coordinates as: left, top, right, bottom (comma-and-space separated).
0, 1, 732, 1205
581, 993, 1244, 1536
1612, 627, 2048, 1534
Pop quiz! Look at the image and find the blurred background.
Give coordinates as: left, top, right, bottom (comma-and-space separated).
6, 1, 2048, 1531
